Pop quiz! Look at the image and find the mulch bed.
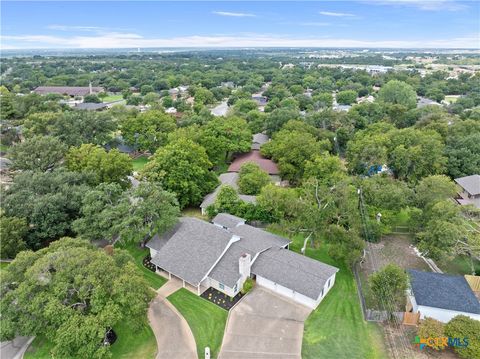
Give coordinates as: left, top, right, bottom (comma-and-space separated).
201, 287, 244, 311
143, 255, 156, 272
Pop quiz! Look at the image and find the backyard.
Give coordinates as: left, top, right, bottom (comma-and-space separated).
287, 235, 388, 359
102, 94, 124, 102
131, 155, 149, 172
168, 288, 228, 359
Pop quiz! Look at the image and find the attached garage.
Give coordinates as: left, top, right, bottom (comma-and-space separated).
252, 247, 338, 310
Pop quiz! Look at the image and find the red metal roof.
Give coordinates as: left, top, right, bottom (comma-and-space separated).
34, 86, 104, 96
228, 150, 279, 175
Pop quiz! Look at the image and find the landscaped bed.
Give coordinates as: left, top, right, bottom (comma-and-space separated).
168, 288, 228, 359
201, 287, 244, 310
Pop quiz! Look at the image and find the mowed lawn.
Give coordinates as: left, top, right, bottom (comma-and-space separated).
116, 241, 167, 290
24, 322, 156, 359
102, 94, 124, 102
288, 236, 388, 359
168, 288, 228, 359
132, 156, 149, 172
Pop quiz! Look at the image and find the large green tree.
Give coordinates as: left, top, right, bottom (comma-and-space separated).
9, 135, 66, 172
0, 238, 154, 358
66, 144, 133, 188
377, 80, 417, 109
238, 162, 271, 195
369, 264, 408, 315
122, 110, 177, 153
0, 214, 27, 259
142, 139, 218, 208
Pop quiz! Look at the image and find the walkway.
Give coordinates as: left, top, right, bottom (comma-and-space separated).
0, 336, 34, 359
148, 278, 197, 359
219, 287, 311, 359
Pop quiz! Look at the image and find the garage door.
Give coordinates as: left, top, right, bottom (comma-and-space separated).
256, 276, 317, 308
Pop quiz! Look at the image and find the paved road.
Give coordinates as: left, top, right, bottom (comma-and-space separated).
0, 336, 34, 359
211, 101, 229, 117
148, 279, 197, 359
219, 287, 312, 359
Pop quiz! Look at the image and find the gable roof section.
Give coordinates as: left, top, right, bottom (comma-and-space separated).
228, 150, 279, 175
231, 224, 290, 253
455, 175, 480, 196
146, 221, 182, 252
212, 213, 245, 229
408, 269, 480, 314
252, 247, 339, 300
208, 242, 252, 288
150, 217, 232, 286
34, 86, 104, 96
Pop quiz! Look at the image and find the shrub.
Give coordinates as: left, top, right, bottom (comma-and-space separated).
444, 315, 480, 359
417, 317, 445, 350
241, 277, 254, 294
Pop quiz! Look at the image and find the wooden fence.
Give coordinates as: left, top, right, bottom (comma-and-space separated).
402, 312, 420, 326
465, 275, 480, 292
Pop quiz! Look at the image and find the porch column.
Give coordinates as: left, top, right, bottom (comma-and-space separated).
197, 285, 200, 296
183, 280, 185, 288
169, 272, 171, 280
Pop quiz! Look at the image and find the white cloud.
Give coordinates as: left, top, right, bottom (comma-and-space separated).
212, 11, 256, 17
1, 32, 479, 49
319, 11, 355, 17
363, 0, 468, 11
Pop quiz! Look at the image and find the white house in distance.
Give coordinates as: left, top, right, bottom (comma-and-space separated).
407, 270, 480, 323
146, 213, 339, 309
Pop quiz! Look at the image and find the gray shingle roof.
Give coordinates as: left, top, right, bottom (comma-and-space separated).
74, 102, 108, 111
150, 217, 232, 286
252, 133, 270, 150
146, 221, 181, 252
231, 224, 290, 253
200, 173, 240, 209
252, 247, 339, 300
455, 175, 480, 196
208, 242, 251, 287
212, 213, 246, 229
408, 270, 480, 314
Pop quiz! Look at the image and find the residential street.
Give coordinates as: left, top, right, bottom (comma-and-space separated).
219, 287, 312, 359
148, 279, 197, 359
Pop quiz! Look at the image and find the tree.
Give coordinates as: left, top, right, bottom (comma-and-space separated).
304, 152, 346, 186
336, 90, 357, 105
66, 144, 133, 187
325, 224, 364, 266
0, 214, 27, 259
9, 135, 66, 172
83, 94, 101, 103
369, 264, 408, 315
257, 184, 301, 222
0, 238, 154, 358
200, 116, 252, 165
122, 110, 177, 153
1, 170, 91, 248
73, 183, 125, 242
207, 185, 242, 218
417, 318, 445, 351
378, 80, 417, 109
264, 108, 300, 135
444, 315, 480, 359
238, 162, 271, 195
361, 176, 414, 211
142, 139, 218, 208
415, 175, 457, 209
114, 182, 180, 245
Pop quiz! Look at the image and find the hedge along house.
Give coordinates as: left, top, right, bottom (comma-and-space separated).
407, 270, 480, 323
146, 213, 339, 309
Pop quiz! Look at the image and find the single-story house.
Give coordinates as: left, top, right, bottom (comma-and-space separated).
251, 133, 270, 151
228, 150, 280, 181
417, 97, 442, 108
454, 174, 480, 209
407, 270, 480, 323
74, 102, 109, 111
147, 214, 339, 309
33, 85, 104, 97
200, 172, 256, 215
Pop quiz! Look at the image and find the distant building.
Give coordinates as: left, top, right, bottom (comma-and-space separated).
417, 97, 442, 108
221, 81, 235, 88
74, 102, 109, 111
407, 270, 480, 323
34, 85, 104, 97
455, 174, 480, 209
165, 107, 177, 114
251, 133, 270, 151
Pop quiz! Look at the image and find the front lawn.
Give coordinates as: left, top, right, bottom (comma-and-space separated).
116, 242, 167, 289
168, 288, 228, 359
439, 255, 480, 276
288, 235, 388, 359
102, 94, 124, 102
24, 321, 156, 359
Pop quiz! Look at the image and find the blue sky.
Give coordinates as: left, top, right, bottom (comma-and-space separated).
1, 1, 479, 49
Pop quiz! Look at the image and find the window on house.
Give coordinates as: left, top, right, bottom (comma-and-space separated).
234, 284, 237, 292
219, 283, 224, 290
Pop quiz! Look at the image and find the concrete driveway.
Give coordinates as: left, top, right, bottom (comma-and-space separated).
148, 279, 197, 359
218, 287, 312, 359
0, 336, 34, 359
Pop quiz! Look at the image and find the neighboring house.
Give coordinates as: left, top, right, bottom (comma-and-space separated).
105, 136, 135, 154
228, 151, 280, 182
33, 85, 104, 97
147, 214, 339, 309
252, 95, 268, 111
407, 270, 480, 323
454, 174, 480, 209
251, 133, 270, 151
417, 97, 442, 108
74, 102, 109, 111
165, 107, 177, 114
200, 172, 256, 215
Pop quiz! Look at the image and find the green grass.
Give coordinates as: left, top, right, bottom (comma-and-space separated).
24, 322, 156, 359
132, 156, 149, 172
0, 144, 10, 152
287, 235, 388, 359
102, 94, 124, 102
182, 207, 208, 221
439, 255, 480, 276
444, 95, 459, 104
110, 321, 157, 359
116, 242, 167, 289
168, 288, 228, 359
